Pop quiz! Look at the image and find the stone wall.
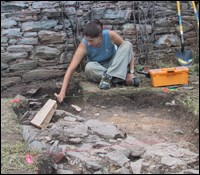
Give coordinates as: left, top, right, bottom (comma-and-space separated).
1, 1, 199, 83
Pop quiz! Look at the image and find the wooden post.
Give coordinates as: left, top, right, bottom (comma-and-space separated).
30, 99, 57, 129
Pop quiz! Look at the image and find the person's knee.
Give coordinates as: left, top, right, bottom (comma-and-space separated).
85, 62, 96, 74
85, 62, 102, 82
123, 41, 132, 48
119, 41, 132, 51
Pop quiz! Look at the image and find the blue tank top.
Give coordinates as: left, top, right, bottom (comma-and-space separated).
82, 30, 116, 63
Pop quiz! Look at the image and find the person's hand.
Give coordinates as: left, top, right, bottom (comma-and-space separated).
54, 92, 65, 103
126, 73, 134, 86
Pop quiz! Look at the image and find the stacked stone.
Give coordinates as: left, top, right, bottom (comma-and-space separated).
1, 1, 198, 84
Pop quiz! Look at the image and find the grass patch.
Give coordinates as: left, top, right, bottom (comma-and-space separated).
1, 141, 40, 174
1, 98, 41, 174
181, 95, 199, 116
189, 63, 199, 75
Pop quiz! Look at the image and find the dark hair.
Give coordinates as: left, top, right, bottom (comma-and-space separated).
84, 19, 103, 38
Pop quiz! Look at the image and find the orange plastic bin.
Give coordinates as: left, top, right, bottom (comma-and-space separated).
148, 67, 189, 87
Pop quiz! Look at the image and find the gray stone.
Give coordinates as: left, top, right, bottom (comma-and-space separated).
1, 43, 8, 47
11, 15, 38, 22
65, 151, 89, 163
65, 7, 76, 15
77, 10, 84, 16
161, 155, 185, 166
143, 143, 198, 159
17, 37, 38, 45
34, 46, 61, 59
7, 45, 33, 52
41, 8, 61, 18
103, 9, 126, 19
1, 19, 17, 28
112, 166, 131, 174
10, 60, 39, 71
78, 143, 93, 153
64, 116, 77, 122
1, 63, 9, 70
22, 69, 64, 82
84, 135, 103, 144
29, 140, 47, 151
21, 20, 58, 32
92, 141, 111, 149
109, 144, 131, 157
1, 47, 5, 52
54, 25, 63, 31
68, 138, 82, 144
32, 1, 59, 9
123, 23, 152, 35
154, 27, 176, 34
23, 32, 38, 37
1, 77, 21, 88
8, 38, 17, 44
121, 135, 148, 148
22, 125, 40, 144
1, 36, 8, 43
156, 34, 180, 47
173, 129, 184, 135
148, 165, 162, 174
92, 7, 106, 19
85, 161, 101, 171
62, 1, 77, 6
38, 31, 67, 44
59, 52, 68, 63
105, 150, 130, 166
85, 119, 125, 139
93, 170, 103, 174
1, 52, 28, 63
1, 28, 22, 38
57, 169, 74, 174
49, 140, 61, 154
155, 18, 176, 27
63, 19, 72, 29
130, 159, 144, 174
193, 128, 199, 134
54, 109, 76, 118
1, 1, 29, 12
64, 123, 88, 138
178, 169, 199, 174
142, 143, 199, 173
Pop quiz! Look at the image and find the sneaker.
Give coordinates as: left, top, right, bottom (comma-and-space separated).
99, 73, 112, 90
132, 76, 140, 87
111, 77, 126, 85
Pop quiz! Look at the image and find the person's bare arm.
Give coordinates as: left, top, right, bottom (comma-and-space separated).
109, 30, 124, 47
55, 42, 86, 103
126, 53, 135, 85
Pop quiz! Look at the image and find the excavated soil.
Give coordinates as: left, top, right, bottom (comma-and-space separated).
1, 73, 199, 153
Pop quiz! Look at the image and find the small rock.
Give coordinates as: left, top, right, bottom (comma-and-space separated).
193, 128, 199, 134
173, 129, 184, 135
52, 152, 66, 164
71, 104, 81, 112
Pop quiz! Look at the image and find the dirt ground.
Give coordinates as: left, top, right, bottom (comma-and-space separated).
1, 70, 199, 155
1, 67, 199, 174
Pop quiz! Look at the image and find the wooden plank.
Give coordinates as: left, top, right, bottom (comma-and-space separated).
40, 103, 57, 129
30, 99, 57, 129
